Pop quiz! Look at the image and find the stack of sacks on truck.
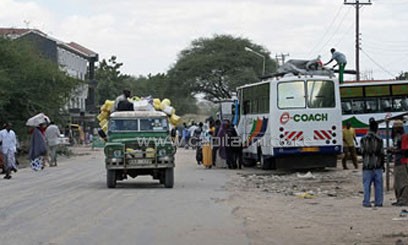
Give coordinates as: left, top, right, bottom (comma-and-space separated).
96, 96, 181, 133
97, 100, 114, 133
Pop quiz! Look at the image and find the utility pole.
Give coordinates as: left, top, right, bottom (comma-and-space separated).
344, 0, 372, 82
275, 53, 290, 66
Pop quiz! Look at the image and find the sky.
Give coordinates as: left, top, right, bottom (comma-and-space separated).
1, 0, 408, 81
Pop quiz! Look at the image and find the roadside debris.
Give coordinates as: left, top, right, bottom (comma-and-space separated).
230, 169, 362, 199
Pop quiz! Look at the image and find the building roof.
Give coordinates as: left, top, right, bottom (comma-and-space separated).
0, 27, 98, 60
67, 42, 98, 58
0, 28, 47, 38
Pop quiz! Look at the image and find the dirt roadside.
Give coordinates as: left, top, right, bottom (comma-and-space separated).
225, 162, 408, 245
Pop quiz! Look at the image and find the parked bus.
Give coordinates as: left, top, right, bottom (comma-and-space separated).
236, 74, 343, 169
340, 80, 408, 149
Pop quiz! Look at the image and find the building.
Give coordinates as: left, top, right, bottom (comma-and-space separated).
0, 28, 99, 127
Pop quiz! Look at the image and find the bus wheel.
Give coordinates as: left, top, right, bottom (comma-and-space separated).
242, 158, 256, 167
261, 155, 271, 170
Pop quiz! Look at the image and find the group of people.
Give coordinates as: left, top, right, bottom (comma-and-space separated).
0, 121, 61, 179
179, 119, 243, 169
342, 118, 408, 207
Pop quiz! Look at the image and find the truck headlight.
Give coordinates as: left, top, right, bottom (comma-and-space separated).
113, 150, 122, 158
158, 149, 167, 156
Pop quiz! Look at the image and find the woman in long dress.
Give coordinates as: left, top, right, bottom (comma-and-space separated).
29, 123, 48, 168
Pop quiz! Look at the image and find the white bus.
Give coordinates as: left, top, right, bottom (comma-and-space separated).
340, 80, 408, 148
236, 74, 343, 169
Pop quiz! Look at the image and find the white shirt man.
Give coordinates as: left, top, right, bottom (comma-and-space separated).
45, 123, 60, 167
0, 123, 17, 179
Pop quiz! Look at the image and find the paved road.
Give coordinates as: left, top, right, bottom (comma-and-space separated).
0, 148, 249, 245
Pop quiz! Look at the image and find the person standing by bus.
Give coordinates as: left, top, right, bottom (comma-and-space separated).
342, 122, 358, 170
324, 48, 347, 83
360, 120, 384, 207
389, 120, 408, 206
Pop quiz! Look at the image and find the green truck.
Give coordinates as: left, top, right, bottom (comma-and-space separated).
104, 111, 176, 188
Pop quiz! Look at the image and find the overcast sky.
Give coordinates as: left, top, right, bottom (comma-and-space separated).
1, 0, 407, 80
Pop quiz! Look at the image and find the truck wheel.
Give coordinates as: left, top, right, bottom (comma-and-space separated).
159, 172, 165, 184
107, 170, 116, 188
164, 168, 174, 188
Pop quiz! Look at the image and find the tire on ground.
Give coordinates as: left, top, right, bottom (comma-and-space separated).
107, 170, 117, 188
164, 167, 174, 188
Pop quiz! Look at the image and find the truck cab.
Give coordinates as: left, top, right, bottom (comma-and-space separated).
104, 111, 176, 188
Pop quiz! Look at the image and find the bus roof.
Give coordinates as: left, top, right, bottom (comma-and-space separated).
237, 75, 337, 90
341, 80, 408, 87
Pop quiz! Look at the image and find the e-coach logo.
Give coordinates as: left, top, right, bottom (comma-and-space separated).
280, 112, 291, 125
280, 112, 328, 124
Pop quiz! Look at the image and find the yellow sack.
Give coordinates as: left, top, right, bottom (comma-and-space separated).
129, 96, 141, 102
101, 100, 114, 112
153, 98, 161, 110
99, 118, 108, 128
160, 98, 171, 110
97, 111, 110, 122
170, 114, 181, 126
101, 121, 109, 133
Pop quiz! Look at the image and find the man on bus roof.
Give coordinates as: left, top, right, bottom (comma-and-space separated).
324, 48, 347, 84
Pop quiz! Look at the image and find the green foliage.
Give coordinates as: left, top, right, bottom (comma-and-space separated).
0, 38, 81, 137
167, 34, 277, 101
95, 56, 131, 105
396, 71, 408, 80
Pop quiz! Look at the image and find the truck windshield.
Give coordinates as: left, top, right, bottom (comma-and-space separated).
140, 118, 168, 131
109, 119, 138, 131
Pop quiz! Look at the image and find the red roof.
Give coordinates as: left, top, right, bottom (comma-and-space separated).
0, 27, 98, 59
67, 42, 97, 57
0, 28, 46, 37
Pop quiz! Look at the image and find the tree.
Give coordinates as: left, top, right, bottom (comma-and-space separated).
396, 71, 408, 80
95, 56, 131, 105
167, 34, 277, 101
0, 38, 81, 137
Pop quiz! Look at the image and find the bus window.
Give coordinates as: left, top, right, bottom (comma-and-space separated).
365, 99, 378, 113
342, 101, 352, 114
392, 98, 402, 111
278, 81, 305, 109
380, 99, 392, 112
243, 100, 250, 115
307, 80, 335, 108
401, 98, 408, 111
352, 100, 364, 114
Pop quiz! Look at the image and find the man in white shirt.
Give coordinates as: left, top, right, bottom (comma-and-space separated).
45, 122, 60, 167
325, 48, 347, 84
0, 123, 17, 179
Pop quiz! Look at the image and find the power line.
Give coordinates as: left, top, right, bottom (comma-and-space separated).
307, 4, 344, 56
315, 7, 352, 55
361, 49, 396, 77
333, 20, 354, 47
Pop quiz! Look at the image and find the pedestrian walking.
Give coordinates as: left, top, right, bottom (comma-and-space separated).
342, 121, 358, 169
45, 121, 60, 167
389, 120, 408, 206
29, 123, 48, 169
324, 48, 347, 83
0, 123, 18, 179
360, 120, 384, 207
